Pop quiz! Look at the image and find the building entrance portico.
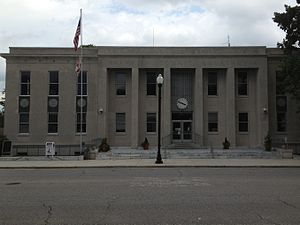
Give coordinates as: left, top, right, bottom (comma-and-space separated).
172, 120, 192, 142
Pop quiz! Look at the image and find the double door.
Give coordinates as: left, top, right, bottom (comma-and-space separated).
172, 120, 192, 142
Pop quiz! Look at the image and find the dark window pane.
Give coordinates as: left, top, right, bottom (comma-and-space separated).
208, 123, 218, 132
147, 113, 156, 132
49, 71, 59, 83
147, 73, 156, 95
208, 73, 217, 95
277, 112, 286, 132
48, 113, 58, 123
238, 113, 248, 132
116, 113, 126, 132
76, 124, 86, 133
116, 73, 126, 95
21, 71, 30, 83
49, 84, 59, 95
19, 124, 29, 133
48, 124, 58, 133
238, 72, 248, 96
239, 113, 248, 122
20, 113, 29, 122
208, 112, 218, 132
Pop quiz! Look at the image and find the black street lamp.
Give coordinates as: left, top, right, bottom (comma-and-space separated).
156, 74, 164, 164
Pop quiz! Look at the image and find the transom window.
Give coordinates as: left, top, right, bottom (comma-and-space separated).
237, 72, 248, 96
208, 72, 218, 95
20, 71, 30, 95
49, 71, 59, 95
115, 73, 126, 95
146, 72, 156, 96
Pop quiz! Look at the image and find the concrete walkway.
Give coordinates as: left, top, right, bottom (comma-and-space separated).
0, 158, 300, 169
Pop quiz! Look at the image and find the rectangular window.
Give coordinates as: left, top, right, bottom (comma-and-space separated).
277, 112, 286, 132
76, 112, 86, 133
208, 112, 218, 132
115, 73, 126, 95
48, 113, 58, 133
237, 72, 248, 96
208, 72, 218, 95
49, 71, 59, 95
238, 112, 248, 132
147, 72, 156, 95
276, 71, 285, 95
77, 71, 88, 95
76, 96, 87, 133
19, 97, 30, 133
147, 113, 156, 132
116, 113, 126, 132
20, 71, 30, 95
19, 113, 29, 133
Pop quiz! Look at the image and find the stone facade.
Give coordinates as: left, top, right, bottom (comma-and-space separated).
1, 46, 299, 155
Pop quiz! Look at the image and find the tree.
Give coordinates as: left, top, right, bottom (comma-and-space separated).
273, 0, 300, 110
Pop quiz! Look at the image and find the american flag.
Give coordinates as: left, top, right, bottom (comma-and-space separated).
73, 17, 81, 51
75, 58, 81, 74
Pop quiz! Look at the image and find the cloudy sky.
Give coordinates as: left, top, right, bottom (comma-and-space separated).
0, 0, 297, 91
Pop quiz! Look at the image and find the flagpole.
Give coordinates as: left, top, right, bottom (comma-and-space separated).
80, 8, 83, 155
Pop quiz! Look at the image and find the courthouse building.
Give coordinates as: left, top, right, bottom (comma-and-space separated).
1, 46, 300, 155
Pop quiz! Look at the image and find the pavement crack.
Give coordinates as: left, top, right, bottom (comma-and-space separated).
43, 203, 53, 225
278, 198, 298, 209
255, 212, 281, 225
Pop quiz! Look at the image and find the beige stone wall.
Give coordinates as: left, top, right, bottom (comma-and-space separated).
1, 46, 298, 151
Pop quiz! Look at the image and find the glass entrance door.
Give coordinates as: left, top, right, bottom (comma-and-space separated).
172, 121, 192, 142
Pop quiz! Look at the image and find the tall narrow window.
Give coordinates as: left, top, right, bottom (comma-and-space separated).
19, 97, 30, 133
19, 71, 30, 133
49, 71, 59, 95
116, 113, 126, 132
77, 71, 88, 96
115, 73, 126, 95
276, 72, 287, 132
20, 71, 30, 95
146, 72, 156, 95
208, 72, 218, 95
238, 112, 248, 132
48, 97, 59, 133
208, 112, 218, 132
76, 71, 88, 133
76, 96, 87, 133
276, 71, 285, 95
237, 71, 248, 96
147, 113, 156, 132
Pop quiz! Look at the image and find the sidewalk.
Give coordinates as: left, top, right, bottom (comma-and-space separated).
0, 158, 300, 169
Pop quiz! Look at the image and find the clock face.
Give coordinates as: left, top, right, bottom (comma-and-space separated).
177, 98, 188, 110
77, 98, 87, 108
48, 98, 58, 108
20, 98, 29, 108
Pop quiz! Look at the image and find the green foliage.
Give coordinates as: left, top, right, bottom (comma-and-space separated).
264, 133, 272, 151
222, 137, 230, 149
273, 1, 300, 110
98, 138, 110, 152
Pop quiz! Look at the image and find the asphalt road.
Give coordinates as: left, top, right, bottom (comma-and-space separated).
0, 168, 300, 225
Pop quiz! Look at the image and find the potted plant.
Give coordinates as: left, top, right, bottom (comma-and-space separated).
264, 133, 272, 151
141, 137, 149, 150
223, 137, 230, 149
99, 138, 110, 152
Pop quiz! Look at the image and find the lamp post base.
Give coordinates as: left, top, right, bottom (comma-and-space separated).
155, 155, 163, 164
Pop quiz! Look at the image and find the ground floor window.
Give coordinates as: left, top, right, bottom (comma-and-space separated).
277, 112, 286, 132
146, 113, 156, 132
208, 112, 218, 132
238, 112, 248, 132
19, 113, 29, 133
116, 113, 126, 132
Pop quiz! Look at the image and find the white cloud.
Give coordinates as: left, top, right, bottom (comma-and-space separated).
0, 0, 297, 88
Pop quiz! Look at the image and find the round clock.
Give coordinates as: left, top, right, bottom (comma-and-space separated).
77, 98, 87, 108
176, 98, 188, 110
48, 98, 58, 108
20, 98, 29, 108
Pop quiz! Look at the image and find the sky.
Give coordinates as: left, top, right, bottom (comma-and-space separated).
0, 0, 297, 92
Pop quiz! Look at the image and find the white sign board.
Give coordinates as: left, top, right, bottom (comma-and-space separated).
45, 142, 55, 156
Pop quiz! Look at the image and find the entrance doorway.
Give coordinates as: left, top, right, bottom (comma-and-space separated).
172, 121, 192, 142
